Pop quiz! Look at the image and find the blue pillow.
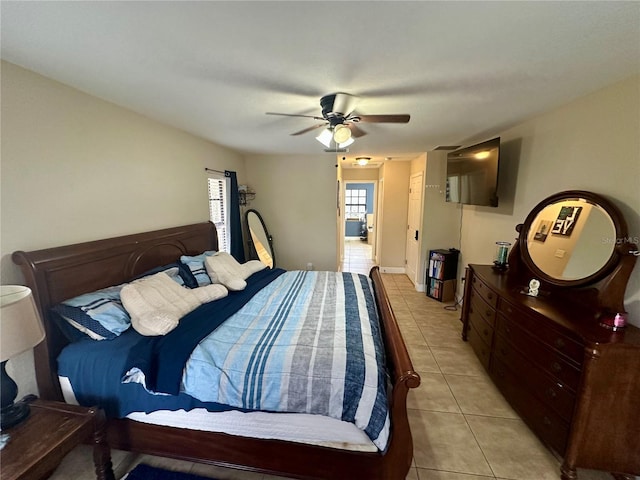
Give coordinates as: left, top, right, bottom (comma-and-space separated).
50, 310, 95, 343
180, 251, 217, 287
51, 284, 130, 341
132, 263, 197, 289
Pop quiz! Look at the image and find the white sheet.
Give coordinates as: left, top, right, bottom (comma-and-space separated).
59, 376, 377, 452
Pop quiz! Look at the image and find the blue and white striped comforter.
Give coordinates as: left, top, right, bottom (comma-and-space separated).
182, 270, 390, 450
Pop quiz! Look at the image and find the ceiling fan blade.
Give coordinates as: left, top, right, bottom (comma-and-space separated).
290, 123, 327, 136
347, 124, 367, 138
266, 112, 325, 121
356, 114, 410, 123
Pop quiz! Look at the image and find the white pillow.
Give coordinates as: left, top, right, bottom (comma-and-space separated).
205, 252, 266, 291
121, 272, 227, 336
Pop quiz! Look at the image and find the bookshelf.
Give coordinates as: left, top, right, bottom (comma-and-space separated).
426, 249, 459, 302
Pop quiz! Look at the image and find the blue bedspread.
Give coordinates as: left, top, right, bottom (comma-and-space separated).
61, 269, 390, 450
58, 268, 285, 418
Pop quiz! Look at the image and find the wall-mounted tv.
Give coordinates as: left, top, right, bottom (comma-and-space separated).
446, 137, 500, 207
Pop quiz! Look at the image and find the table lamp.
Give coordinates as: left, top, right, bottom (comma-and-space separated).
1, 286, 45, 429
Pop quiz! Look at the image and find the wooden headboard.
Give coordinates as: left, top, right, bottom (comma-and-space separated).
12, 222, 218, 400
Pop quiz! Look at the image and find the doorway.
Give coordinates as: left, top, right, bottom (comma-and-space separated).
342, 181, 377, 274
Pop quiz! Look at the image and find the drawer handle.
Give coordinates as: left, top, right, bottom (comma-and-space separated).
551, 362, 562, 373
483, 329, 489, 337
469, 307, 474, 314
554, 338, 566, 349
546, 388, 557, 399
487, 292, 494, 300
486, 310, 493, 318
543, 416, 552, 426
500, 347, 508, 356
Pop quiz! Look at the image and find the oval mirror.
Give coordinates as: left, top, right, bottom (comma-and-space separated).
520, 191, 627, 286
245, 209, 275, 268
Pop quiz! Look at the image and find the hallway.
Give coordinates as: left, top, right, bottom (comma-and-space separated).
340, 237, 376, 274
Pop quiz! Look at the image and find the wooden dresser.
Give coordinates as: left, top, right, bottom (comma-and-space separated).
462, 264, 640, 480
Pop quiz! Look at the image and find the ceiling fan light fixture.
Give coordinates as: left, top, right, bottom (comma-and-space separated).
356, 157, 370, 166
315, 128, 333, 148
332, 124, 352, 144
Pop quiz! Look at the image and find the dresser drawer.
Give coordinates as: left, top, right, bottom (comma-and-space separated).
469, 289, 496, 327
466, 321, 491, 371
470, 275, 498, 309
493, 334, 576, 422
492, 358, 570, 456
468, 300, 494, 347
498, 299, 584, 365
496, 314, 582, 391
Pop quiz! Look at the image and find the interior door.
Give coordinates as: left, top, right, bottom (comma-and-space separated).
405, 172, 423, 285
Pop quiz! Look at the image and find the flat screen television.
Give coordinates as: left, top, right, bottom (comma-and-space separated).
446, 137, 500, 207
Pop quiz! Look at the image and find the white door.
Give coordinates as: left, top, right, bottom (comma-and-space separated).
405, 173, 423, 285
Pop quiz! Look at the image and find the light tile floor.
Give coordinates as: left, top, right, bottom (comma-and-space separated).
341, 237, 375, 275
47, 270, 617, 480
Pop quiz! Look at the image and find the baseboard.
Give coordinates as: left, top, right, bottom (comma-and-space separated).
378, 266, 406, 274
415, 283, 425, 292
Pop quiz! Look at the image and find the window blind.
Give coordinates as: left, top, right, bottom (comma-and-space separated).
208, 176, 230, 253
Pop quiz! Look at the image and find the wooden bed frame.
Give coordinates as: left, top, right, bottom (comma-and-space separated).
13, 222, 421, 480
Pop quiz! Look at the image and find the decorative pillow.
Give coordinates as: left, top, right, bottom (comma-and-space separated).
121, 271, 228, 336
51, 284, 130, 341
205, 252, 266, 291
179, 251, 217, 287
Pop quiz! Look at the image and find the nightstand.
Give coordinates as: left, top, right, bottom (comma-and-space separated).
0, 398, 115, 480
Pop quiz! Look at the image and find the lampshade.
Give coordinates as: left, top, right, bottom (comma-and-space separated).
1, 286, 45, 362
315, 128, 333, 148
332, 124, 352, 144
338, 137, 354, 148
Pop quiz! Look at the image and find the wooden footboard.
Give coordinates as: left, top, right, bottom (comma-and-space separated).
13, 223, 420, 480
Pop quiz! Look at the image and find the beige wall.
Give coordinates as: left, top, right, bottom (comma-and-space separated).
342, 167, 379, 182
420, 151, 463, 289
459, 75, 640, 326
1, 61, 246, 397
377, 161, 411, 271
243, 154, 338, 272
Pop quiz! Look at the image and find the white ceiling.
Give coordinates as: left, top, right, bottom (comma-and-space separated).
2, 1, 639, 165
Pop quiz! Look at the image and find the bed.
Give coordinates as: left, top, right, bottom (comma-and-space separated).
12, 222, 420, 480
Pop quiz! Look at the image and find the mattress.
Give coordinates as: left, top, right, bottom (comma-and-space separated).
60, 376, 377, 452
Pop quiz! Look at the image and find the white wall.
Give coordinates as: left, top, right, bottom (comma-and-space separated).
1, 61, 246, 396
459, 75, 640, 326
243, 153, 338, 272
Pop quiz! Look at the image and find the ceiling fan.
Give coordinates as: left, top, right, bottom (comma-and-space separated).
266, 93, 410, 145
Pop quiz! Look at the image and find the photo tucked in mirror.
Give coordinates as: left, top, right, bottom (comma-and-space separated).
526, 199, 616, 281
246, 209, 274, 268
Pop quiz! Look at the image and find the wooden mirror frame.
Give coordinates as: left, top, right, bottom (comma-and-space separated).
519, 190, 627, 287
508, 190, 637, 315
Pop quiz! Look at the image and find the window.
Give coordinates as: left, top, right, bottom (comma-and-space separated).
345, 188, 367, 217
208, 175, 230, 253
